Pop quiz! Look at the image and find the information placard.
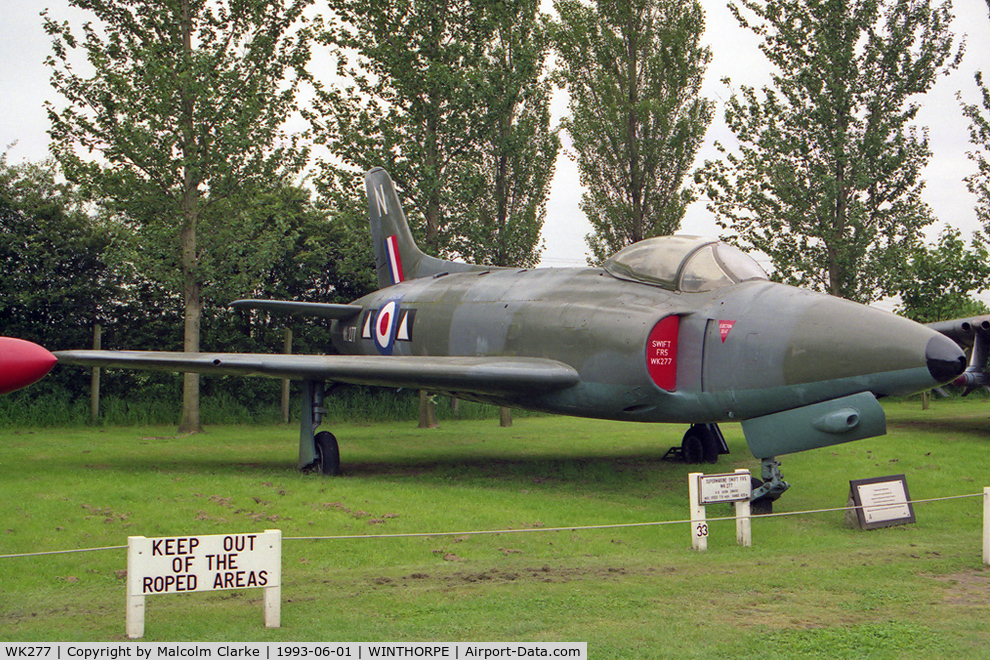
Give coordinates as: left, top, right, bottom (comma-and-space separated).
698, 472, 752, 505
848, 475, 916, 530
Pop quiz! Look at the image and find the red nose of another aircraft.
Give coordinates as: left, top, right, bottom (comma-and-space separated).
0, 337, 57, 394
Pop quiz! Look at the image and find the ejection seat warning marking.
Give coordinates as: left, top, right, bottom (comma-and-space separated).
647, 315, 679, 391
126, 530, 281, 638
719, 320, 736, 343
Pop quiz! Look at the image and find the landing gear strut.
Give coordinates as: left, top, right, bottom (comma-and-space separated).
750, 457, 790, 514
299, 380, 342, 476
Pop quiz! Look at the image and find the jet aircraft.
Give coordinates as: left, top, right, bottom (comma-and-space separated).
2, 169, 984, 507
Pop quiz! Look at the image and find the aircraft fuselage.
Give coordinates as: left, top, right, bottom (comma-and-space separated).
332, 265, 956, 427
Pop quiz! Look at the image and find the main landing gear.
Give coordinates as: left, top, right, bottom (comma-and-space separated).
299, 380, 341, 476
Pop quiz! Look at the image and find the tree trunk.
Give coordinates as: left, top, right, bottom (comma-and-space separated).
177, 0, 202, 434
178, 221, 202, 434
499, 406, 512, 428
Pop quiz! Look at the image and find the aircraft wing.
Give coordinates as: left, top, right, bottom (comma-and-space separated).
52, 351, 580, 397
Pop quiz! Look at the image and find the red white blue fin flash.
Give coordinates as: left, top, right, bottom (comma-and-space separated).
386, 235, 404, 285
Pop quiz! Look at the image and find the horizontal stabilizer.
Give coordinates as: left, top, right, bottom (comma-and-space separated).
230, 299, 363, 321
53, 351, 580, 398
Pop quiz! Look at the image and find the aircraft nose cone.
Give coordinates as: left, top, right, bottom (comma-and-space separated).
926, 334, 966, 384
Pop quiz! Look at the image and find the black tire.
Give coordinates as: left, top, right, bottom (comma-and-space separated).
681, 430, 704, 464
314, 431, 341, 476
701, 431, 720, 465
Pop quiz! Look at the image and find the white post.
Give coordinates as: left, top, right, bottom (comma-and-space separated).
735, 469, 752, 547
263, 529, 282, 628
983, 488, 990, 566
126, 536, 146, 639
689, 472, 707, 552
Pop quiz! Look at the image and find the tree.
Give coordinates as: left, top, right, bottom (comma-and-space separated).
0, 156, 110, 374
313, 0, 557, 267
960, 0, 990, 240
455, 1, 559, 268
45, 0, 315, 432
553, 0, 713, 265
697, 0, 961, 303
313, 0, 557, 427
895, 227, 990, 323
312, 0, 495, 258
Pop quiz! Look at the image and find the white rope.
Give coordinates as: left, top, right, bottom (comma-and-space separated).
0, 491, 981, 559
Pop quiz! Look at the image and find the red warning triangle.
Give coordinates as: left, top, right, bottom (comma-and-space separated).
719, 320, 736, 343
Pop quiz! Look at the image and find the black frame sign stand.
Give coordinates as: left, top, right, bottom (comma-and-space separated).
846, 474, 916, 531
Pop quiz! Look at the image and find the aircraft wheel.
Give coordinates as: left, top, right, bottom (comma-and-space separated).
314, 431, 341, 476
681, 430, 704, 464
701, 432, 720, 465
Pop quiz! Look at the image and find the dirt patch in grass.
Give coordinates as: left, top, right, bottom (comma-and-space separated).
930, 569, 990, 606
360, 563, 640, 591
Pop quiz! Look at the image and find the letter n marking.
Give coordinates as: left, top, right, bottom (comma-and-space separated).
375, 185, 388, 217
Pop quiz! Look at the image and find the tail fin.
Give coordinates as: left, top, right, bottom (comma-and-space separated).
365, 168, 481, 289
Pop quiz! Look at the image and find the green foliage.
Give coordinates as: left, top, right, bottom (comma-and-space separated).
895, 227, 990, 323
456, 2, 559, 268
0, 156, 106, 344
0, 156, 114, 395
960, 0, 990, 241
553, 0, 713, 264
45, 0, 317, 430
311, 0, 555, 266
0, 384, 535, 427
697, 0, 961, 303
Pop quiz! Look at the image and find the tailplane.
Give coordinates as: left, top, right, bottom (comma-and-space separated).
365, 168, 482, 289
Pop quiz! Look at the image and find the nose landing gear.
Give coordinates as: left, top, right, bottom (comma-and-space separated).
749, 457, 790, 514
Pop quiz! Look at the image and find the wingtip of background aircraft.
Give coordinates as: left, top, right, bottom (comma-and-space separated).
0, 337, 57, 395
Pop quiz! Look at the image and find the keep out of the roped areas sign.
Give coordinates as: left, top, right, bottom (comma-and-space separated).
126, 530, 281, 638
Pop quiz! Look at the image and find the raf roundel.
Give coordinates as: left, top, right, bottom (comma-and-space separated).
374, 300, 400, 355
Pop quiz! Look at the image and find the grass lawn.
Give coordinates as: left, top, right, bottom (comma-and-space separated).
1, 396, 989, 658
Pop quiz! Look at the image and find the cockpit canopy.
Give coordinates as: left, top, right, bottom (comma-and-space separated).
603, 235, 768, 292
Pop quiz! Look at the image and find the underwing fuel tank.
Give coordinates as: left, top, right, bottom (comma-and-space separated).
0, 337, 57, 395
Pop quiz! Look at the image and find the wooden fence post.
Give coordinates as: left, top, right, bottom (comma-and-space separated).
282, 328, 293, 424
91, 324, 102, 423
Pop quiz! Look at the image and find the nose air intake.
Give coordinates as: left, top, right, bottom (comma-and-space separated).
926, 334, 966, 383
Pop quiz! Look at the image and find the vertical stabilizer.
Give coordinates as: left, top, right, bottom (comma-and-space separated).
365, 168, 482, 289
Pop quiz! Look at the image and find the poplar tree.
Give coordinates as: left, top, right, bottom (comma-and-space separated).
313, 0, 495, 258
45, 0, 314, 431
553, 0, 713, 264
456, 0, 559, 268
697, 0, 961, 303
961, 0, 990, 238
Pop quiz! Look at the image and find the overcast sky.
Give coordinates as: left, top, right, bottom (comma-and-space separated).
2, 0, 989, 270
